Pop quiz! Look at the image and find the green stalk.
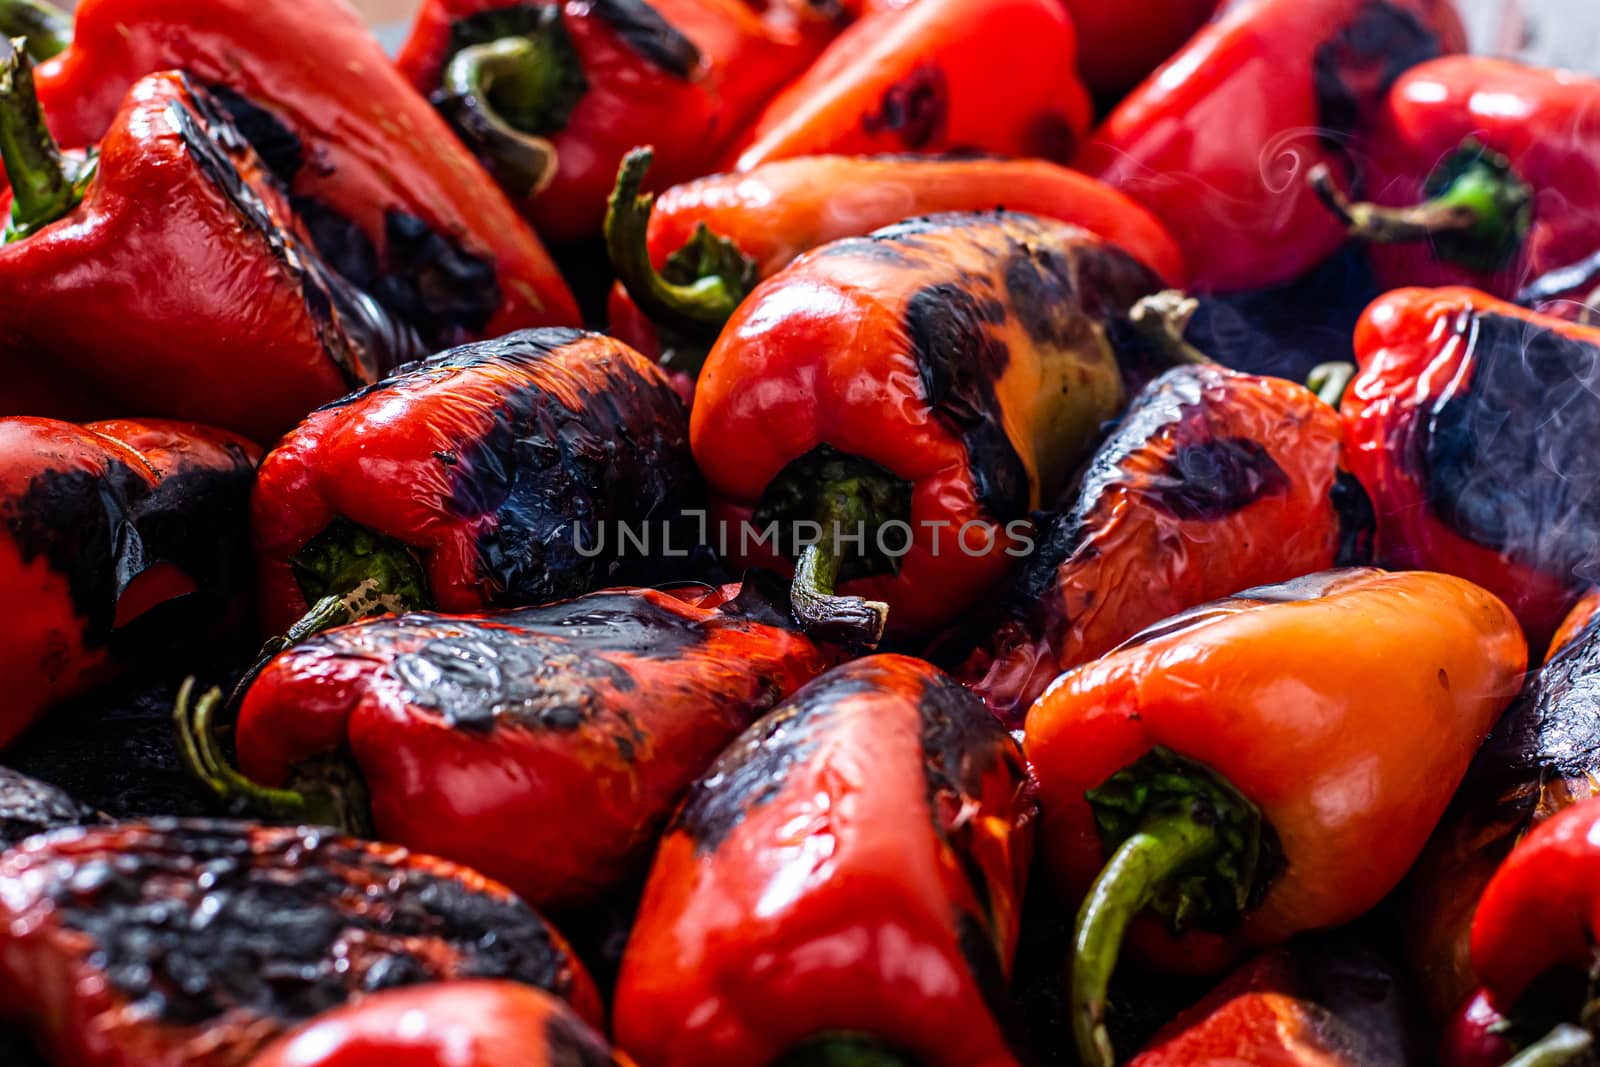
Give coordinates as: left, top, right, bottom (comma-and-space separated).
789, 476, 892, 648
437, 36, 562, 197
0, 38, 89, 242
1307, 361, 1356, 408
0, 0, 71, 61
1504, 1025, 1593, 1067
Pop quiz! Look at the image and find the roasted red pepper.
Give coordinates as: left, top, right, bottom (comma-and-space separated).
614, 654, 1035, 1067
22, 0, 579, 346
1342, 288, 1600, 645
0, 820, 600, 1067
0, 416, 257, 753
253, 328, 693, 640
177, 580, 832, 911
0, 765, 101, 849
247, 982, 631, 1067
1311, 57, 1600, 320
1064, 0, 1222, 103
726, 0, 1093, 171
0, 61, 419, 440
397, 0, 837, 243
690, 212, 1166, 643
1024, 569, 1526, 1067
1077, 0, 1467, 292
950, 349, 1375, 725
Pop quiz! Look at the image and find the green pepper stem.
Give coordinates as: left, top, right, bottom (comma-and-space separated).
1308, 361, 1356, 409
437, 35, 561, 198
788, 476, 891, 649
0, 0, 71, 61
1504, 1025, 1593, 1067
1126, 291, 1214, 368
0, 38, 86, 241
1071, 811, 1222, 1067
773, 1035, 921, 1067
285, 520, 431, 642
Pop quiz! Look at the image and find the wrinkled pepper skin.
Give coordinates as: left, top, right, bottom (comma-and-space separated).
398, 0, 837, 243
254, 328, 693, 635
614, 655, 1035, 1067
0, 820, 600, 1067
953, 363, 1375, 725
0, 766, 101, 850
0, 416, 257, 752
1342, 288, 1600, 645
1028, 569, 1525, 976
229, 585, 832, 909
727, 0, 1093, 171
690, 212, 1164, 637
0, 73, 417, 441
34, 0, 579, 346
247, 982, 631, 1067
1064, 0, 1222, 102
1404, 587, 1600, 1021
1077, 0, 1467, 292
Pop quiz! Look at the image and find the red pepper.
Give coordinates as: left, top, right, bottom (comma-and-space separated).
1341, 287, 1600, 646
252, 329, 692, 641
725, 0, 1093, 172
21, 0, 579, 347
0, 61, 420, 440
689, 211, 1166, 643
1311, 57, 1600, 321
246, 982, 631, 1067
397, 0, 838, 243
0, 819, 600, 1067
1077, 0, 1467, 292
1024, 568, 1525, 1067
614, 654, 1035, 1067
950, 348, 1374, 726
0, 416, 257, 753
1063, 0, 1222, 103
176, 581, 833, 911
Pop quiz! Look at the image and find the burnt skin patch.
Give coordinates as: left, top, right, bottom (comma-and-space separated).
592, 0, 702, 79
204, 84, 304, 185
1313, 1, 1442, 157
1150, 437, 1290, 521
1332, 469, 1377, 565
371, 212, 501, 348
0, 768, 100, 851
862, 63, 947, 150
1004, 246, 1085, 350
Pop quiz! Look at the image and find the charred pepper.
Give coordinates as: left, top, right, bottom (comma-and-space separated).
614, 654, 1035, 1067
1077, 0, 1467, 292
690, 211, 1167, 643
0, 765, 101, 849
1025, 569, 1525, 1067
178, 581, 833, 910
0, 820, 600, 1067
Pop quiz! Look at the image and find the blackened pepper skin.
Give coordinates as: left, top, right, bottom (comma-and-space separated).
0, 820, 600, 1067
0, 766, 100, 849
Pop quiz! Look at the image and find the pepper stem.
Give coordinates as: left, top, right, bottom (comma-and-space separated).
1504, 1025, 1594, 1067
774, 1035, 921, 1066
0, 0, 71, 61
605, 147, 756, 345
285, 519, 431, 642
0, 38, 89, 242
437, 35, 567, 198
1308, 361, 1356, 408
1308, 139, 1533, 273
1126, 291, 1214, 368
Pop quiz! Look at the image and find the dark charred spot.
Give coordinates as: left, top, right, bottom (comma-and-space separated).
293, 196, 383, 297
0, 768, 100, 851
1003, 246, 1090, 350
1023, 111, 1080, 165
544, 1009, 619, 1067
1313, 1, 1443, 157
205, 85, 304, 184
1331, 469, 1377, 565
862, 63, 947, 150
591, 0, 702, 79
956, 912, 1016, 1032
371, 212, 501, 347
1150, 437, 1290, 521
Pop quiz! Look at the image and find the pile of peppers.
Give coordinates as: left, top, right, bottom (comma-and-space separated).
0, 0, 1599, 1065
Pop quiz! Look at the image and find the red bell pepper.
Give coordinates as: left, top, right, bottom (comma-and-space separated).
614, 654, 1035, 1067
1341, 287, 1600, 646
177, 581, 833, 911
1064, 0, 1222, 103
1025, 568, 1526, 1067
19, 0, 579, 347
397, 0, 838, 243
689, 211, 1167, 643
1077, 0, 1467, 292
726, 0, 1093, 171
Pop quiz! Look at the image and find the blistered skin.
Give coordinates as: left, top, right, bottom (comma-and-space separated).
614, 655, 1035, 1067
246, 982, 629, 1067
1078, 0, 1467, 292
1343, 288, 1600, 645
33, 0, 579, 344
1026, 569, 1526, 975
691, 211, 1164, 636
0, 821, 600, 1067
236, 587, 831, 908
0, 74, 413, 441
956, 364, 1373, 725
0, 767, 101, 850
0, 416, 257, 752
254, 329, 693, 633
399, 0, 837, 242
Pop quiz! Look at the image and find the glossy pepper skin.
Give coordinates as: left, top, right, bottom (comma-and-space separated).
690, 211, 1165, 641
246, 982, 631, 1067
397, 0, 837, 243
952, 361, 1375, 726
1404, 587, 1600, 1021
0, 416, 257, 753
0, 820, 600, 1067
1077, 0, 1467, 292
0, 766, 101, 849
1342, 288, 1600, 646
614, 654, 1035, 1067
253, 328, 693, 638
726, 0, 1093, 172
187, 583, 832, 910
1026, 569, 1525, 1067
0, 69, 418, 441
31, 0, 579, 347
1064, 0, 1222, 103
